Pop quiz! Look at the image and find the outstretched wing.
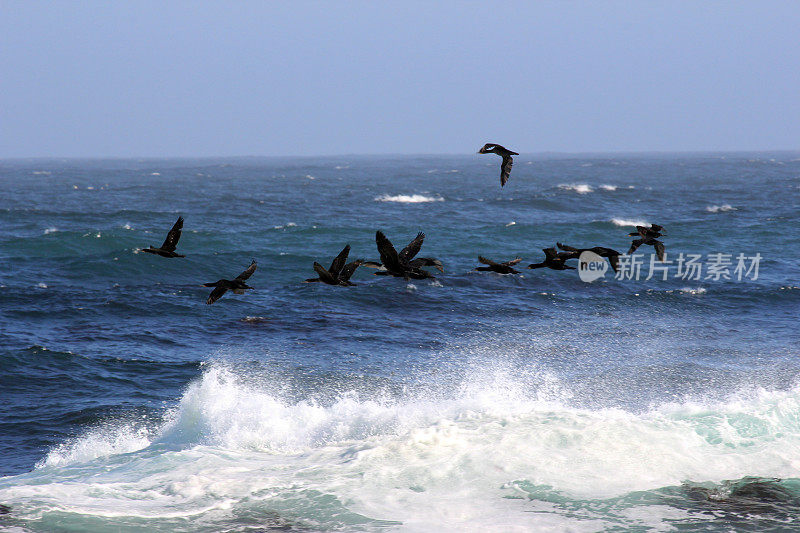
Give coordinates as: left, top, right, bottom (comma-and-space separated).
505, 258, 523, 266
161, 216, 183, 252
376, 231, 403, 271
478, 256, 499, 267
235, 260, 257, 281
328, 245, 350, 277
653, 240, 665, 261
399, 232, 425, 264
339, 260, 363, 281
206, 285, 227, 305
542, 247, 557, 259
313, 262, 338, 284
634, 226, 649, 238
607, 254, 620, 273
408, 257, 444, 272
500, 155, 514, 187
628, 239, 644, 255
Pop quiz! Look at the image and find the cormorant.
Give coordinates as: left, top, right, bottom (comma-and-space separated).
203, 260, 257, 304
474, 256, 523, 274
627, 224, 666, 260
305, 244, 364, 286
528, 247, 576, 270
478, 143, 518, 187
364, 231, 442, 280
556, 243, 622, 272
141, 216, 185, 257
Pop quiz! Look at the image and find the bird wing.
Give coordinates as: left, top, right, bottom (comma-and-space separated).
628, 239, 644, 255
206, 285, 228, 305
653, 240, 665, 261
328, 244, 350, 277
543, 247, 557, 259
376, 231, 403, 271
478, 256, 499, 266
235, 260, 257, 281
339, 260, 363, 281
505, 258, 523, 266
593, 247, 621, 257
607, 254, 620, 273
160, 216, 183, 252
635, 226, 649, 238
557, 242, 579, 252
399, 232, 425, 264
500, 155, 514, 187
313, 262, 338, 284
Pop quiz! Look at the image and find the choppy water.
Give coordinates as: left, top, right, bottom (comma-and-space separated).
1, 154, 799, 531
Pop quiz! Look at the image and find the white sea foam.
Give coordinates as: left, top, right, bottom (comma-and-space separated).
505, 221, 516, 227
678, 287, 707, 295
610, 218, 648, 227
600, 184, 617, 191
43, 227, 58, 234
37, 282, 48, 289
8, 364, 800, 531
32, 171, 52, 175
375, 194, 444, 203
706, 204, 737, 213
558, 183, 593, 194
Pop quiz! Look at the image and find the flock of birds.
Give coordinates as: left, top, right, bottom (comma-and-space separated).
141, 143, 669, 304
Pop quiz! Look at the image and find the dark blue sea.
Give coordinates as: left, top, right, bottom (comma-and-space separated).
1, 154, 799, 531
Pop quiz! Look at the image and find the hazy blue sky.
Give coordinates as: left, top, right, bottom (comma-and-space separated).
1, 1, 798, 157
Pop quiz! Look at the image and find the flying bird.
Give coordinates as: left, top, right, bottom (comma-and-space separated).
556, 243, 622, 272
141, 216, 185, 257
627, 224, 666, 261
528, 247, 576, 271
478, 143, 518, 187
474, 256, 523, 274
363, 231, 443, 280
305, 245, 364, 286
203, 260, 257, 304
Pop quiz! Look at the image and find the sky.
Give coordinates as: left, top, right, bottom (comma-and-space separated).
1, 1, 798, 157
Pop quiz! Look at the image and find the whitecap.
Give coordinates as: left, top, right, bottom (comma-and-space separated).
610, 218, 648, 227
37, 282, 48, 289
600, 184, 618, 191
679, 287, 707, 295
32, 170, 52, 175
705, 204, 737, 213
505, 221, 516, 227
150, 172, 161, 176
43, 227, 58, 234
558, 184, 593, 194
374, 194, 444, 203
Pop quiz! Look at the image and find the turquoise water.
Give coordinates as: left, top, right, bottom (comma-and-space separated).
0, 153, 799, 531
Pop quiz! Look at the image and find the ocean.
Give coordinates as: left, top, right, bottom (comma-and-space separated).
0, 153, 799, 531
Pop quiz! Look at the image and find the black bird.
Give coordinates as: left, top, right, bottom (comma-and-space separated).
141, 216, 185, 257
528, 247, 576, 270
627, 224, 666, 261
364, 231, 443, 280
478, 143, 518, 187
203, 260, 257, 304
556, 243, 622, 272
305, 244, 364, 286
474, 256, 523, 274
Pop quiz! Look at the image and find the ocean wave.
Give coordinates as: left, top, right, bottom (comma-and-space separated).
5, 363, 799, 530
374, 194, 444, 203
558, 183, 593, 194
610, 218, 648, 227
706, 204, 737, 213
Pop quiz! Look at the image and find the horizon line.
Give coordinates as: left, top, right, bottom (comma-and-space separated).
1, 148, 799, 161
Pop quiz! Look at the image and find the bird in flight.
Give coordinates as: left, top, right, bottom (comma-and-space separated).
141, 216, 185, 258
478, 143, 518, 187
203, 260, 257, 304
